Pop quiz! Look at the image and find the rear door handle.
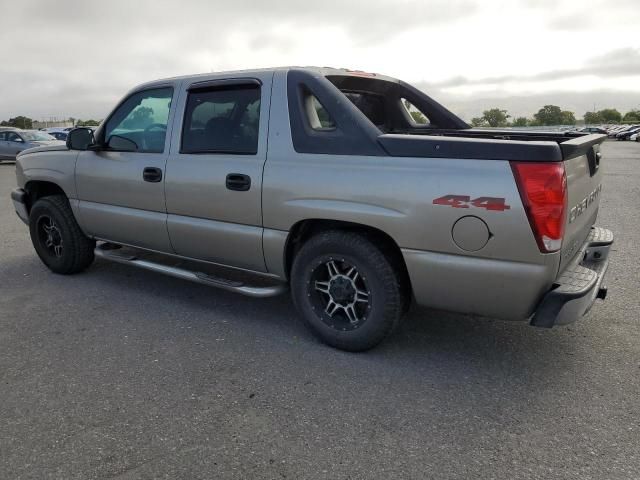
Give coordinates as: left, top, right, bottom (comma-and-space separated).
226, 173, 251, 191
143, 167, 163, 183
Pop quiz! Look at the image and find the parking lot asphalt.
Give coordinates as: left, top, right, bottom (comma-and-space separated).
1, 141, 639, 480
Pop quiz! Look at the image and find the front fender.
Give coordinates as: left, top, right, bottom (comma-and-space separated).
17, 149, 79, 198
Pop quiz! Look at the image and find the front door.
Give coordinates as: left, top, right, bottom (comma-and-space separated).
75, 85, 178, 252
164, 73, 272, 272
0, 132, 8, 159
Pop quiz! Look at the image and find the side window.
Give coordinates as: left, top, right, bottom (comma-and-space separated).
7, 132, 23, 142
304, 94, 335, 130
0, 132, 5, 141
401, 98, 429, 125
104, 87, 173, 153
181, 86, 261, 154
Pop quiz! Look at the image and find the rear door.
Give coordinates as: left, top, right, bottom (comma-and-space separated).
164, 73, 273, 272
75, 85, 178, 252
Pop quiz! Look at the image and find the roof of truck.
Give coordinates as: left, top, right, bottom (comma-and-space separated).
134, 66, 400, 91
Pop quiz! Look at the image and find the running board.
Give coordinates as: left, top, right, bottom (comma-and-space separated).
94, 244, 288, 298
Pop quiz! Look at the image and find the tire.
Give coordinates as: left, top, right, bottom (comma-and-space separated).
29, 195, 95, 274
290, 230, 408, 352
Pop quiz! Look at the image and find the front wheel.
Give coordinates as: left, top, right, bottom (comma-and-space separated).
29, 195, 95, 274
291, 231, 408, 352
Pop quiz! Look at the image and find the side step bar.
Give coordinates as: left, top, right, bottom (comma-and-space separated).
94, 244, 288, 298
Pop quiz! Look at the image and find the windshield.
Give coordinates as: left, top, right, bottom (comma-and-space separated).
22, 131, 56, 141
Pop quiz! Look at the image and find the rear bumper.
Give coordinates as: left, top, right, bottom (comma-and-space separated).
11, 188, 29, 224
531, 227, 613, 328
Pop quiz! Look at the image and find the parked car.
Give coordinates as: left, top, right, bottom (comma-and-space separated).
0, 129, 64, 162
48, 131, 68, 141
11, 67, 613, 351
617, 126, 640, 140
630, 132, 639, 141
579, 127, 607, 134
607, 125, 628, 137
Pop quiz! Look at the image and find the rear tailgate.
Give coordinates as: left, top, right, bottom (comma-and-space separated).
558, 134, 606, 271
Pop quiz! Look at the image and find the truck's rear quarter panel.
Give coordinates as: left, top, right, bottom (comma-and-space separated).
263, 71, 558, 320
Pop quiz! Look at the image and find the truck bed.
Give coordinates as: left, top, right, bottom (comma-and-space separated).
378, 130, 606, 162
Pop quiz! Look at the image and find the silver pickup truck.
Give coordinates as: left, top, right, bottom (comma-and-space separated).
11, 67, 613, 351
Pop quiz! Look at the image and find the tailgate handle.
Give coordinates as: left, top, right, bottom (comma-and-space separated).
586, 148, 600, 177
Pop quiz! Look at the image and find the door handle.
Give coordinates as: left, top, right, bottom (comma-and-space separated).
226, 173, 251, 191
143, 167, 163, 183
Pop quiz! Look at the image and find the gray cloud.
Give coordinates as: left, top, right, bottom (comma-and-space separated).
432, 89, 640, 121
0, 0, 638, 121
0, 0, 476, 119
421, 48, 640, 90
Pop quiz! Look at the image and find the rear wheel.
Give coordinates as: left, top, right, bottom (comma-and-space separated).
29, 195, 95, 274
291, 230, 407, 351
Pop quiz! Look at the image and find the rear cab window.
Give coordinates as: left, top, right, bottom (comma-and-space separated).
401, 98, 429, 125
326, 74, 434, 133
304, 93, 335, 130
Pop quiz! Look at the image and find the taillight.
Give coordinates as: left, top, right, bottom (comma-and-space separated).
510, 161, 567, 253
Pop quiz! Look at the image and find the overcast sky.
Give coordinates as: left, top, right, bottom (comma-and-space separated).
1, 0, 639, 121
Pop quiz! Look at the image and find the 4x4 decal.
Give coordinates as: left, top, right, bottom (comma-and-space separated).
433, 195, 510, 211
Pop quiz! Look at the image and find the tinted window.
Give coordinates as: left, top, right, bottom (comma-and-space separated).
181, 86, 260, 154
7, 132, 23, 142
304, 94, 335, 130
343, 91, 387, 128
401, 98, 429, 125
0, 132, 5, 141
104, 87, 173, 153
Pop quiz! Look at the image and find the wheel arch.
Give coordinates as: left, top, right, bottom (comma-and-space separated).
23, 180, 68, 213
283, 218, 412, 300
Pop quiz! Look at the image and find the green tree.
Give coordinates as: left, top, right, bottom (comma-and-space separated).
622, 109, 640, 122
512, 117, 529, 127
534, 105, 572, 126
482, 108, 510, 127
402, 99, 428, 124
584, 111, 602, 124
560, 110, 576, 125
121, 107, 154, 130
76, 119, 101, 126
2, 116, 33, 129
597, 108, 622, 123
68, 117, 76, 127
470, 117, 488, 127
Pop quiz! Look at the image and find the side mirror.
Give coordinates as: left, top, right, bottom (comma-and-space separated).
66, 127, 95, 150
106, 135, 138, 152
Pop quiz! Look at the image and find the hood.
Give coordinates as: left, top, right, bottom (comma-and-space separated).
17, 143, 68, 158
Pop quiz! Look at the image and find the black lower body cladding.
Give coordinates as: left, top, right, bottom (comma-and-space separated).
531, 227, 613, 328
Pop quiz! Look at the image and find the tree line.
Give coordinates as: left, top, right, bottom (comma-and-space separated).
0, 116, 101, 129
471, 106, 640, 128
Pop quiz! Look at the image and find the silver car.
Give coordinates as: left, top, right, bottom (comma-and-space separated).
0, 129, 64, 162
